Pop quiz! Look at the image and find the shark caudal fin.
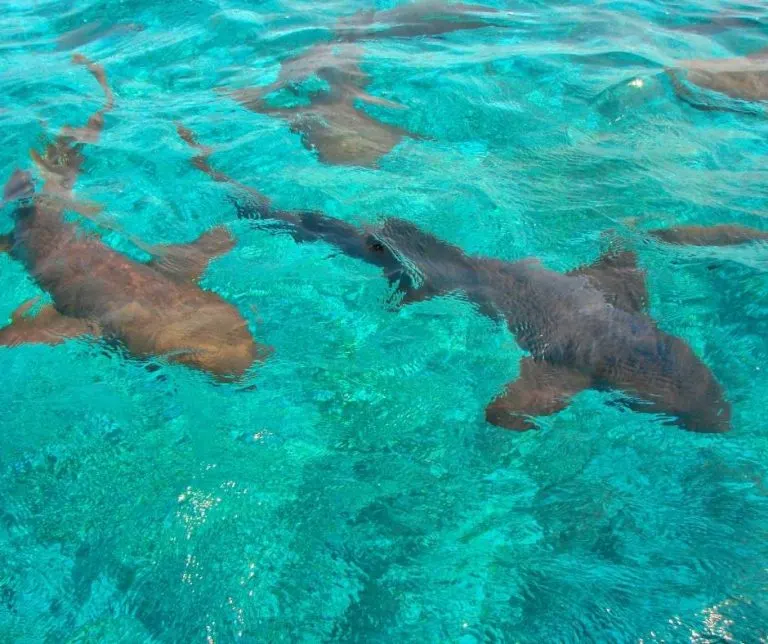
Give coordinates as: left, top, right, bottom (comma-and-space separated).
59, 54, 114, 143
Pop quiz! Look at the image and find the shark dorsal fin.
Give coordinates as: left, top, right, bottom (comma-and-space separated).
568, 249, 648, 313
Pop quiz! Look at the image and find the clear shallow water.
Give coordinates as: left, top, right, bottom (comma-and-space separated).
1, 0, 768, 641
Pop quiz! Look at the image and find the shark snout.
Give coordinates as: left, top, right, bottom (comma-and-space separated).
664, 348, 732, 433
184, 337, 272, 381
675, 388, 732, 433
148, 311, 270, 381
484, 401, 537, 431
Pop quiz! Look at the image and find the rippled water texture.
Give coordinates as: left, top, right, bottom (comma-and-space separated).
2, 0, 768, 641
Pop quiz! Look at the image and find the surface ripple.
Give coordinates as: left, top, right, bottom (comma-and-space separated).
1, 0, 768, 641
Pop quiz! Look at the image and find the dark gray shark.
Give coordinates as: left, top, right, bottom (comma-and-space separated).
55, 20, 143, 51
178, 125, 767, 432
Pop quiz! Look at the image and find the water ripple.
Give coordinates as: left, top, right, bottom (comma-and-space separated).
1, 0, 768, 641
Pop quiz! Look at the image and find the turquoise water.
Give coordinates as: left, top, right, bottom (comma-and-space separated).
2, 0, 768, 641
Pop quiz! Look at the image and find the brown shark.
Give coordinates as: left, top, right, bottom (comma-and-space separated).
668, 45, 768, 110
333, 1, 502, 41
663, 4, 767, 37
0, 57, 268, 379
649, 224, 768, 246
225, 2, 503, 166
178, 125, 768, 432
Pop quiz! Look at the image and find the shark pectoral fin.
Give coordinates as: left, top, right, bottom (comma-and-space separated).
3, 169, 34, 205
149, 226, 236, 283
400, 288, 432, 305
228, 88, 293, 117
0, 299, 100, 347
397, 281, 439, 306
0, 234, 11, 253
568, 248, 648, 313
36, 194, 104, 217
353, 89, 408, 110
485, 358, 591, 431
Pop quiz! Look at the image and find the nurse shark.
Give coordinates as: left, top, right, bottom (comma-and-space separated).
333, 1, 504, 41
225, 2, 504, 166
0, 56, 267, 379
668, 46, 768, 110
228, 42, 418, 167
177, 124, 768, 431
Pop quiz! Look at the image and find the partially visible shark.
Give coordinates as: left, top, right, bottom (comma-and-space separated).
0, 57, 268, 379
178, 125, 768, 432
55, 20, 144, 51
229, 42, 417, 167
668, 45, 768, 110
333, 1, 503, 42
663, 6, 767, 37
225, 2, 504, 166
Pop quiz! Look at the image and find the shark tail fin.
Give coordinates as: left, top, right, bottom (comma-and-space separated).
176, 123, 230, 184
176, 122, 275, 217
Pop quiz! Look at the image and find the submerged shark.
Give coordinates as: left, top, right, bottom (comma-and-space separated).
226, 2, 503, 166
178, 125, 768, 432
229, 42, 418, 167
0, 57, 267, 379
333, 1, 503, 41
55, 20, 144, 51
668, 46, 768, 110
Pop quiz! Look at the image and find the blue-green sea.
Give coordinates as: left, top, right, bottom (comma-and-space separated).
2, 0, 768, 641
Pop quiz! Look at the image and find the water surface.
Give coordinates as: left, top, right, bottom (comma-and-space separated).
1, 0, 768, 641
